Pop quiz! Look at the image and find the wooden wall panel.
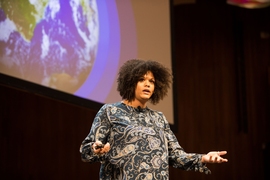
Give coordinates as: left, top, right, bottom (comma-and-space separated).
0, 85, 100, 180
240, 7, 270, 179
171, 4, 270, 180
171, 5, 238, 180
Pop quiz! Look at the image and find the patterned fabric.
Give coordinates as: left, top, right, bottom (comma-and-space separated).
80, 102, 210, 180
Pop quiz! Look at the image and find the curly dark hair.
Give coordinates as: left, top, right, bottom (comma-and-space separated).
117, 59, 173, 105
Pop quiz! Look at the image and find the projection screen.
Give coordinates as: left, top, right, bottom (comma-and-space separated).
0, 0, 175, 125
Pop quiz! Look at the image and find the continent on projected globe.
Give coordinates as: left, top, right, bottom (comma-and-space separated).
0, 0, 99, 93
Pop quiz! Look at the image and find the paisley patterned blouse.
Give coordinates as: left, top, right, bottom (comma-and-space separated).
80, 102, 210, 179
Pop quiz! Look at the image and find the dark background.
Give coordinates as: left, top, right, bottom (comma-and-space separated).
1, 2, 270, 180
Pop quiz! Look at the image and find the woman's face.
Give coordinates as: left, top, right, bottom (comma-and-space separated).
134, 71, 155, 103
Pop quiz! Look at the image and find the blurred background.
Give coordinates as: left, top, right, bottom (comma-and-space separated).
1, 0, 270, 179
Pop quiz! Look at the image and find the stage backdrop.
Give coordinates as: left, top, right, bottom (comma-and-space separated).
0, 0, 174, 124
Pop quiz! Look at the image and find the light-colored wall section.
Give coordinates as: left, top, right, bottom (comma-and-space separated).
130, 0, 174, 124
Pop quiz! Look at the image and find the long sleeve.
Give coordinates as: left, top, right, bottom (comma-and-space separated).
79, 102, 211, 179
162, 114, 211, 174
79, 104, 111, 163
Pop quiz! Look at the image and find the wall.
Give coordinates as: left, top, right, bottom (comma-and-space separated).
0, 85, 100, 179
171, 4, 270, 180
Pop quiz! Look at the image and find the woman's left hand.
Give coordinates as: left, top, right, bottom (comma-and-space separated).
201, 151, 228, 163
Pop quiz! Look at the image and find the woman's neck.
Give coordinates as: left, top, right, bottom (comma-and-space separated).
123, 99, 147, 108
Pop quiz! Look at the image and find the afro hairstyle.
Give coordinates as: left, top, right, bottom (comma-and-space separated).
117, 59, 172, 105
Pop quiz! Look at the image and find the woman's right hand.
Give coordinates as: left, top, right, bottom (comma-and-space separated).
92, 141, 110, 155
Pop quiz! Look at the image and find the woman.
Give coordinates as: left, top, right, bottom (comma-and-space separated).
80, 59, 228, 179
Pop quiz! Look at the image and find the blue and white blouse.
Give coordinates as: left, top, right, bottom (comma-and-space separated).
80, 102, 210, 180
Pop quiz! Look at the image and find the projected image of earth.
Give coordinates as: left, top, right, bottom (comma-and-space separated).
0, 0, 99, 93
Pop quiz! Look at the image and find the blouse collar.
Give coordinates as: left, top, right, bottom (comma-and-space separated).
121, 101, 148, 113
